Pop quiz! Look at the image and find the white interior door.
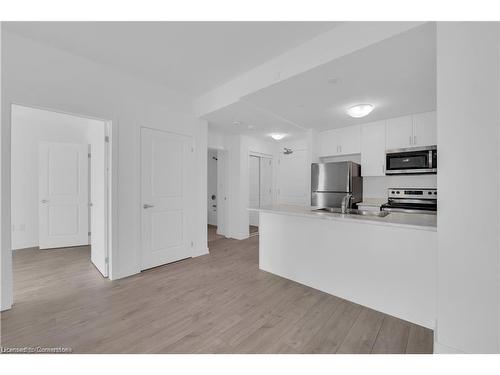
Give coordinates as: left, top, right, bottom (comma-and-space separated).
39, 142, 89, 249
259, 157, 273, 206
141, 127, 193, 270
249, 155, 260, 226
88, 123, 108, 277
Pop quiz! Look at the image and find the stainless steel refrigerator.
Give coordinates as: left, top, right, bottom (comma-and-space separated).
311, 161, 363, 208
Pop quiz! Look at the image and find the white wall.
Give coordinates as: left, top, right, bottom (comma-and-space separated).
0, 23, 11, 311
276, 134, 314, 206
207, 129, 279, 239
1, 30, 207, 310
10, 105, 104, 250
436, 22, 500, 354
207, 149, 218, 226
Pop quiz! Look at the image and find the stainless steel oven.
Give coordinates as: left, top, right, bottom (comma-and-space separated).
381, 188, 437, 214
385, 145, 437, 175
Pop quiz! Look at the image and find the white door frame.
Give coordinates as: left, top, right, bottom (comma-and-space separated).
2, 101, 117, 311
8, 103, 114, 294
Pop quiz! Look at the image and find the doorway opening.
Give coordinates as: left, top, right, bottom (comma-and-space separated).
248, 153, 273, 237
10, 104, 112, 303
207, 147, 228, 243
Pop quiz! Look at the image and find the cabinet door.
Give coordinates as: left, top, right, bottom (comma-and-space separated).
338, 125, 361, 155
319, 128, 340, 157
386, 115, 413, 150
413, 111, 437, 147
361, 121, 386, 176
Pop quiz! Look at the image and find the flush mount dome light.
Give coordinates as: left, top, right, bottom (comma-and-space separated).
270, 133, 286, 141
346, 104, 374, 118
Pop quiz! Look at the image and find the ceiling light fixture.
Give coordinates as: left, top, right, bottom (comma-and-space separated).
270, 133, 286, 141
346, 104, 374, 118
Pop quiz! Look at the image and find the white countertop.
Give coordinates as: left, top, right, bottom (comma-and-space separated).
357, 198, 387, 207
249, 204, 437, 231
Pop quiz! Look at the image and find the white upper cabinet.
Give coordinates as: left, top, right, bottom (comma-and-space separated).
319, 125, 360, 157
413, 111, 437, 147
338, 125, 361, 155
386, 111, 437, 150
319, 128, 341, 157
361, 121, 386, 177
386, 115, 413, 150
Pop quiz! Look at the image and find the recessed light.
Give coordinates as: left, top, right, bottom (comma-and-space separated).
270, 133, 286, 141
247, 125, 254, 129
346, 104, 374, 118
232, 121, 241, 126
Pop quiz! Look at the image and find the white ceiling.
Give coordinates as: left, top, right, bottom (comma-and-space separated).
3, 21, 339, 97
207, 22, 436, 139
207, 99, 308, 139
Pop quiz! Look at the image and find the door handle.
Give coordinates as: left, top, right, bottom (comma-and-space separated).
41, 199, 49, 203
143, 204, 154, 209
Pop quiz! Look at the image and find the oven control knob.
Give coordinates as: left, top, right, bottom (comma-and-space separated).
428, 192, 432, 195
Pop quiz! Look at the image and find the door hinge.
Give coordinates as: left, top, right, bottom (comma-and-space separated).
105, 256, 109, 263
190, 241, 194, 247
105, 136, 110, 143
191, 146, 195, 153
88, 231, 91, 236
88, 153, 91, 158
88, 202, 93, 207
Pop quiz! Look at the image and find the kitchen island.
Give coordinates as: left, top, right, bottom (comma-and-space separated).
249, 205, 437, 329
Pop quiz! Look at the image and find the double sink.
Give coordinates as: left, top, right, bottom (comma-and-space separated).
314, 207, 390, 217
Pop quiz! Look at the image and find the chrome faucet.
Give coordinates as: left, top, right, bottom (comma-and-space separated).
341, 194, 352, 214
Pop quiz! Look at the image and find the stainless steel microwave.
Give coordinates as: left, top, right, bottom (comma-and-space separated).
385, 145, 437, 175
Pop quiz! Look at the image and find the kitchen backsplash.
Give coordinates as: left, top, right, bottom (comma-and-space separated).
363, 175, 437, 199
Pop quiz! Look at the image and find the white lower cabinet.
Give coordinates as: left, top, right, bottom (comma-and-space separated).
360, 120, 386, 177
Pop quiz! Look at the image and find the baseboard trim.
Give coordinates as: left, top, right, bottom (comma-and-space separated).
434, 341, 466, 354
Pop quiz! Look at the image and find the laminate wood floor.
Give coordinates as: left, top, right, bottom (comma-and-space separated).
207, 224, 224, 242
1, 236, 433, 354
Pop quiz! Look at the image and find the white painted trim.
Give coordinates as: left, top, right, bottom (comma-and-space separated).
433, 341, 466, 354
